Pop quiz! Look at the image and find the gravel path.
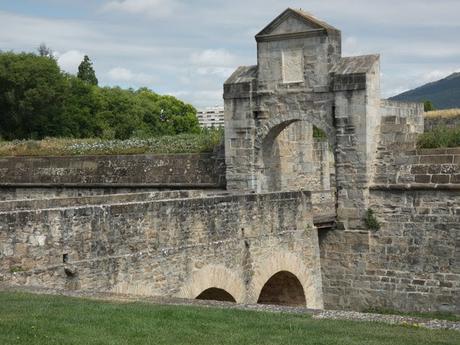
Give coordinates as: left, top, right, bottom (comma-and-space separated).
1, 284, 458, 332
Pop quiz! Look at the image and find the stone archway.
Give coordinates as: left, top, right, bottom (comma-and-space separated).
257, 271, 306, 306
176, 264, 245, 303
249, 251, 323, 309
196, 288, 236, 302
254, 116, 335, 193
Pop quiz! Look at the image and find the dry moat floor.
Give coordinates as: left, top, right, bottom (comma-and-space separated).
0, 292, 458, 345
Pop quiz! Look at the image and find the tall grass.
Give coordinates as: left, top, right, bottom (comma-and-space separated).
425, 109, 460, 118
417, 126, 460, 148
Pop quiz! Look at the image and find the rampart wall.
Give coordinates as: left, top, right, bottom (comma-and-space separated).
320, 188, 459, 313
0, 153, 225, 200
320, 102, 460, 313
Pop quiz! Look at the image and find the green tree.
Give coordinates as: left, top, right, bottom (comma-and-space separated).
0, 52, 66, 139
0, 51, 200, 140
77, 55, 98, 86
424, 100, 434, 112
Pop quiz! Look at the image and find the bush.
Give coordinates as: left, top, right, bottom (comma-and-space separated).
417, 126, 460, 148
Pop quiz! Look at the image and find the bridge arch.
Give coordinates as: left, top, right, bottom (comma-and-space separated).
176, 264, 245, 303
196, 288, 236, 302
250, 251, 323, 309
257, 271, 306, 306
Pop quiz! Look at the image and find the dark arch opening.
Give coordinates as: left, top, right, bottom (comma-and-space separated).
196, 288, 236, 303
257, 271, 306, 307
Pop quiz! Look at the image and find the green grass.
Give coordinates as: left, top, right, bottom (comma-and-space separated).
364, 307, 460, 322
418, 126, 460, 148
0, 292, 458, 345
0, 129, 223, 156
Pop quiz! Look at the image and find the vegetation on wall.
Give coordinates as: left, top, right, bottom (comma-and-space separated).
0, 51, 200, 141
0, 128, 223, 156
364, 209, 381, 231
417, 126, 460, 148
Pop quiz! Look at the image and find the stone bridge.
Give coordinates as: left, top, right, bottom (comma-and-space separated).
1, 190, 323, 309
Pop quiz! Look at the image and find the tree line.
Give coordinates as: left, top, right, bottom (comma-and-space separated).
0, 49, 200, 140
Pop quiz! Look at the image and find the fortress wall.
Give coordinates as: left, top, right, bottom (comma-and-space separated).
320, 187, 459, 313
319, 100, 459, 313
0, 191, 323, 307
0, 153, 226, 200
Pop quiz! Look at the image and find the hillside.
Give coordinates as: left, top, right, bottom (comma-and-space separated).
390, 72, 460, 109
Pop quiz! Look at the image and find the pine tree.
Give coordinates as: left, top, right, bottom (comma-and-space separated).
77, 55, 98, 85
37, 43, 53, 59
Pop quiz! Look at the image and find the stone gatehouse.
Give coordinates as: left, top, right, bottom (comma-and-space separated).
0, 8, 458, 313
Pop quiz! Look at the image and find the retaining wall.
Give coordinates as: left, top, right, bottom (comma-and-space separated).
320, 188, 459, 313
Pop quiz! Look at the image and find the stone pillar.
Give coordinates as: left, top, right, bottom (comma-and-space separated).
332, 56, 381, 229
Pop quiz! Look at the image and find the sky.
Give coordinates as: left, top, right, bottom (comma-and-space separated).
1, 0, 459, 108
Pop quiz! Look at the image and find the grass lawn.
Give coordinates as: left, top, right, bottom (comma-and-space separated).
0, 293, 458, 345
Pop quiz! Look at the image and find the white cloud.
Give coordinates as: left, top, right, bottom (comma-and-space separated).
56, 50, 85, 74
196, 67, 235, 78
167, 90, 223, 108
102, 0, 177, 18
107, 67, 155, 85
191, 49, 238, 67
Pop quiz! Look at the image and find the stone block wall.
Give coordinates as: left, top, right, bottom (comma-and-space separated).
375, 148, 460, 186
0, 191, 324, 308
0, 153, 226, 188
320, 188, 459, 313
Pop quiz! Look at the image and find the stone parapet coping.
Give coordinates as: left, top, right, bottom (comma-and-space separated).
370, 184, 460, 191
0, 183, 222, 189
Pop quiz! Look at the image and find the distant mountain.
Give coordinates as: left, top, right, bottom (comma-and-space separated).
389, 72, 460, 109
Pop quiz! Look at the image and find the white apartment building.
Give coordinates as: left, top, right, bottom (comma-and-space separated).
197, 106, 224, 128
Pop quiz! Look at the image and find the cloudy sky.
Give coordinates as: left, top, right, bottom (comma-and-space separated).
1, 0, 459, 108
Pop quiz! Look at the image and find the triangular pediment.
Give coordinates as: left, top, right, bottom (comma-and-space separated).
256, 8, 339, 38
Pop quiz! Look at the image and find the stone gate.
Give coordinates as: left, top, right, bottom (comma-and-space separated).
224, 8, 382, 229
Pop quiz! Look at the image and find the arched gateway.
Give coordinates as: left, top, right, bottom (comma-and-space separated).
224, 8, 382, 228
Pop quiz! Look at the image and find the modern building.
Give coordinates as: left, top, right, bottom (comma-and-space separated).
197, 106, 224, 128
